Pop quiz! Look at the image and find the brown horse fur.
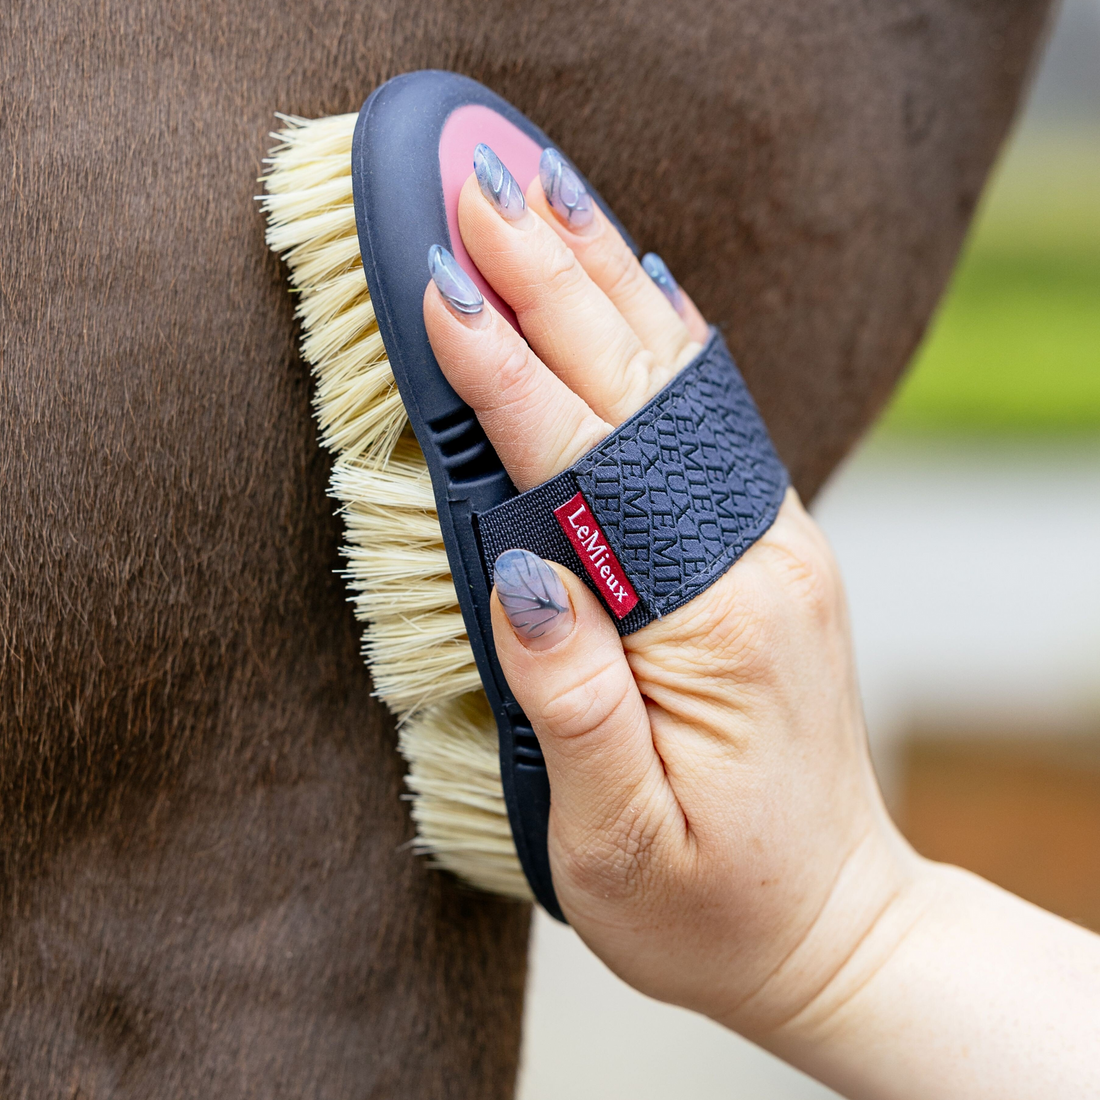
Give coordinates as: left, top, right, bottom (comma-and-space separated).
0, 0, 1052, 1095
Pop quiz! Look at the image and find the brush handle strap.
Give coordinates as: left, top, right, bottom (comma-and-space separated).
476, 328, 789, 632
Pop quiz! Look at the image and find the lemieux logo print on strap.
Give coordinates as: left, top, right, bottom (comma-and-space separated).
553, 492, 639, 618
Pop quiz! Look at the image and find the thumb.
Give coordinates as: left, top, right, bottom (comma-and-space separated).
490, 549, 673, 886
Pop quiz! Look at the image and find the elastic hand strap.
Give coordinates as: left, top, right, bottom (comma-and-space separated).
476, 328, 789, 632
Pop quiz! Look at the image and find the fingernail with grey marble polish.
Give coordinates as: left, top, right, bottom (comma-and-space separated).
474, 143, 527, 222
494, 548, 574, 648
539, 147, 594, 230
428, 244, 483, 318
642, 252, 684, 312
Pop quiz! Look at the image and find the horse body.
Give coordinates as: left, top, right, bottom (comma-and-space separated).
0, 1, 1051, 1095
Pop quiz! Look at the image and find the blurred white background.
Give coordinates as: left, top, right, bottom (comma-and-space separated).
518, 3, 1100, 1096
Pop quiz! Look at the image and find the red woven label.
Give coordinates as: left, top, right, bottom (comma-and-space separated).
553, 492, 639, 619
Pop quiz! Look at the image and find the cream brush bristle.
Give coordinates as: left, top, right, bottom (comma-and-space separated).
260, 112, 530, 901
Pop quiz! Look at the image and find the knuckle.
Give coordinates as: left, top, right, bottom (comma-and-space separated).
555, 413, 612, 466
608, 345, 657, 418
492, 340, 536, 402
538, 242, 587, 301
599, 241, 642, 302
539, 656, 634, 742
763, 537, 842, 627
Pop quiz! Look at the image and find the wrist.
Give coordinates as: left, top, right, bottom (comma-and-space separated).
719, 818, 934, 1044
747, 860, 1100, 1100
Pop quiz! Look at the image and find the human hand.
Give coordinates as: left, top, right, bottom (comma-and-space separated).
421, 144, 916, 1041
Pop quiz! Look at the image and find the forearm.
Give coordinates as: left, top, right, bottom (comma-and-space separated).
766, 859, 1100, 1100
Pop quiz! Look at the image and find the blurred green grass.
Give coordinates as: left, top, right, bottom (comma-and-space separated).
880, 135, 1100, 435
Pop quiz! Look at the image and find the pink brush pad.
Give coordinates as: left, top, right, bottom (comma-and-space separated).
438, 104, 543, 331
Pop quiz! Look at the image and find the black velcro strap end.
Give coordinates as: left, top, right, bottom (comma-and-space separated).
475, 328, 789, 635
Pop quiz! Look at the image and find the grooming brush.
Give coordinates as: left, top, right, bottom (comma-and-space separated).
261, 71, 788, 920
262, 72, 633, 917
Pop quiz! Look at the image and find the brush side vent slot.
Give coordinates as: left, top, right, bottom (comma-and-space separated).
428, 409, 500, 484
512, 723, 546, 767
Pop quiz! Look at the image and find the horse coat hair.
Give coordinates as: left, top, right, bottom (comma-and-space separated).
0, 0, 1052, 1095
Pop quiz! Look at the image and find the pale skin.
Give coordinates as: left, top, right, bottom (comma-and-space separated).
422, 162, 1100, 1099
